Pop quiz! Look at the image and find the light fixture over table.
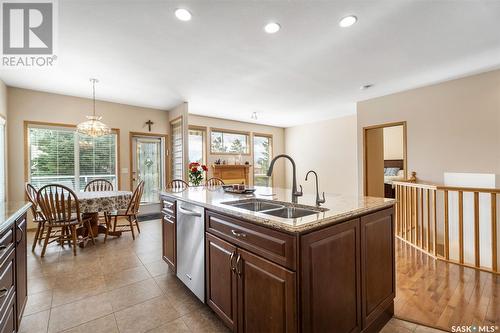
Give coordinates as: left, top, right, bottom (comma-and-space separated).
77, 78, 111, 137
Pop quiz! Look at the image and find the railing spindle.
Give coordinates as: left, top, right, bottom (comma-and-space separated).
444, 190, 450, 260
426, 188, 430, 251
492, 193, 497, 272
420, 188, 424, 248
474, 192, 480, 267
433, 189, 437, 256
459, 191, 464, 264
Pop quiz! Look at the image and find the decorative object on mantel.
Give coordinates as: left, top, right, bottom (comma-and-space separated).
145, 120, 154, 132
188, 162, 208, 186
77, 78, 111, 137
407, 171, 417, 182
212, 164, 251, 185
222, 184, 256, 194
214, 159, 222, 165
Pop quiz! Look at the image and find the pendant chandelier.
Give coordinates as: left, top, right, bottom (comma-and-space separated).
76, 78, 111, 137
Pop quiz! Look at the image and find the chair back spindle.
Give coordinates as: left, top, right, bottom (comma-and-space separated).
84, 179, 114, 192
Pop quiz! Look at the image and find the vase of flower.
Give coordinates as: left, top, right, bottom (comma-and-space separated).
188, 162, 208, 186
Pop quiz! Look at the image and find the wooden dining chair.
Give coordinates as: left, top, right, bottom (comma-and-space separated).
104, 181, 144, 242
205, 177, 225, 186
37, 184, 95, 257
84, 179, 114, 192
167, 179, 189, 190
25, 183, 47, 252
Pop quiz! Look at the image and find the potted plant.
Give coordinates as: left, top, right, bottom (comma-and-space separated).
188, 162, 208, 186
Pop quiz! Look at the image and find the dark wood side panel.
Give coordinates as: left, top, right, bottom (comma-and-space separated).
15, 213, 27, 327
360, 208, 395, 329
300, 218, 361, 333
161, 196, 176, 272
206, 210, 297, 270
237, 248, 297, 333
205, 233, 238, 331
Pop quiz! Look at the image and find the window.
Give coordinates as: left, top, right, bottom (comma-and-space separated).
210, 130, 249, 154
27, 124, 118, 191
253, 135, 272, 186
170, 118, 184, 180
188, 127, 206, 165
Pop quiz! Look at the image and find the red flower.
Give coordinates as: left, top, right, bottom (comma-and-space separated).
189, 162, 200, 168
191, 167, 198, 173
201, 165, 208, 172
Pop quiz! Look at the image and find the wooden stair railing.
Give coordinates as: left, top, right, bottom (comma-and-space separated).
394, 180, 499, 274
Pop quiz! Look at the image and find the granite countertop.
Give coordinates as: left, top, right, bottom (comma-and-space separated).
0, 201, 32, 234
161, 186, 395, 233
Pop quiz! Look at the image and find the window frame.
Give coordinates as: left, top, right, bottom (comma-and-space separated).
252, 132, 274, 187
24, 120, 121, 190
188, 125, 207, 165
209, 128, 251, 155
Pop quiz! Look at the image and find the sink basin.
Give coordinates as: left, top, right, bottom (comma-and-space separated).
262, 207, 320, 218
225, 201, 284, 212
222, 199, 327, 219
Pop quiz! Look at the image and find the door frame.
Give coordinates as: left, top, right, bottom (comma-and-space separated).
129, 132, 168, 192
362, 121, 407, 196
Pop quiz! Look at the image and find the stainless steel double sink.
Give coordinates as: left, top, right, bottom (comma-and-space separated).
222, 199, 327, 219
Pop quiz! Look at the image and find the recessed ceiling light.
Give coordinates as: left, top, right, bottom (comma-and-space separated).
175, 8, 192, 21
360, 84, 373, 90
264, 22, 281, 34
339, 15, 357, 28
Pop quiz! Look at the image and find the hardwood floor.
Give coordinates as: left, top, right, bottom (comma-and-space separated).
395, 238, 500, 331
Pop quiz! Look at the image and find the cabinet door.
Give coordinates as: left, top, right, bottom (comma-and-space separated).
162, 214, 176, 271
236, 248, 296, 333
360, 208, 395, 328
206, 233, 237, 331
300, 218, 361, 333
15, 213, 27, 327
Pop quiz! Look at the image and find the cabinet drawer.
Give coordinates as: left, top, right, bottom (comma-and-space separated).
161, 197, 176, 216
0, 290, 15, 333
0, 230, 14, 266
0, 249, 15, 320
206, 210, 297, 270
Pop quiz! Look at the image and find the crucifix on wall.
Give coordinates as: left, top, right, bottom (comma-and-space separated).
145, 120, 154, 132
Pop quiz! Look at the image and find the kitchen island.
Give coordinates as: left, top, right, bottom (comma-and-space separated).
160, 186, 395, 333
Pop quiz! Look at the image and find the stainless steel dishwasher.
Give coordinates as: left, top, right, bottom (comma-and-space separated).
176, 200, 205, 302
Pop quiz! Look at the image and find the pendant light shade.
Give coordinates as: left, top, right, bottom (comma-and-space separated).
77, 78, 111, 137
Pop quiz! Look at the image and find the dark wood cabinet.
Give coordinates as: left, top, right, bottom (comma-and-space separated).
206, 233, 237, 331
161, 197, 176, 272
237, 248, 296, 333
15, 215, 27, 328
360, 208, 395, 331
301, 218, 361, 333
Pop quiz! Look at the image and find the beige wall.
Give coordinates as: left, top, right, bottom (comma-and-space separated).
7, 87, 170, 205
383, 125, 404, 160
357, 69, 500, 194
284, 115, 358, 195
0, 80, 6, 119
189, 115, 286, 188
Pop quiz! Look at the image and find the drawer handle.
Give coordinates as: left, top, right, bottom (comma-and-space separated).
235, 254, 242, 276
231, 230, 246, 238
0, 288, 8, 298
185, 273, 192, 280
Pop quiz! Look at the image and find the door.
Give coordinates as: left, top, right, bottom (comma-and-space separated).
206, 233, 237, 331
15, 214, 27, 327
364, 127, 384, 197
300, 218, 361, 333
236, 248, 296, 333
131, 135, 166, 203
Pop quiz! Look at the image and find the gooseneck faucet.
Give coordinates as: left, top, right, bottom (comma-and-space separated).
267, 154, 303, 203
305, 170, 326, 207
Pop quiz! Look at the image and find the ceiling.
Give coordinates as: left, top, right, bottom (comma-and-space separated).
1, 0, 500, 127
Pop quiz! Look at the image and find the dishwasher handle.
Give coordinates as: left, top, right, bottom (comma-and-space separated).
178, 206, 202, 217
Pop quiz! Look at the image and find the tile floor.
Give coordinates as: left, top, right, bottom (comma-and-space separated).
21, 219, 444, 333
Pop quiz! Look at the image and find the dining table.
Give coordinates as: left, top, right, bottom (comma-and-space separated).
76, 190, 133, 246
